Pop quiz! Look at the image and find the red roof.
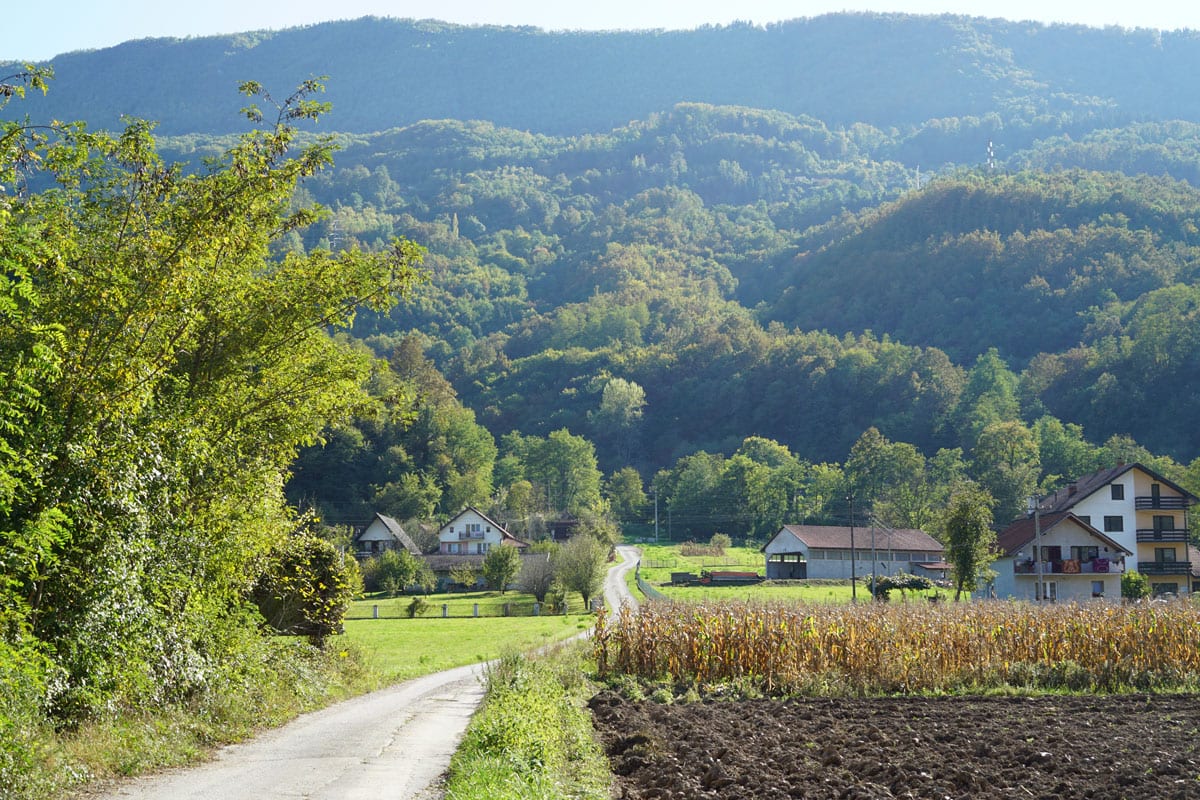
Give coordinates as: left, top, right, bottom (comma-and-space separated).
994, 512, 1131, 557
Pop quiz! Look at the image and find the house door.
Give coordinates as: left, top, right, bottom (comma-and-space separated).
1037, 581, 1057, 602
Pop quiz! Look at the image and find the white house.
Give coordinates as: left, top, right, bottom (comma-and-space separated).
989, 512, 1131, 601
425, 506, 530, 590
437, 506, 528, 556
763, 524, 945, 581
999, 463, 1199, 598
353, 512, 420, 559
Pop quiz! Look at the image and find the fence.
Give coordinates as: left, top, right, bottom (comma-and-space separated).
345, 598, 569, 619
635, 561, 667, 601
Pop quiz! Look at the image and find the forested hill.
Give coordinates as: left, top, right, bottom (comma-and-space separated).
6, 14, 1200, 137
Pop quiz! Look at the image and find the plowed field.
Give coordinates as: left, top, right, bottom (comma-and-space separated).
590, 692, 1200, 799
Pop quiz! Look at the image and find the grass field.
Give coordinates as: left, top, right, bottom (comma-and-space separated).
628, 543, 872, 605
341, 614, 596, 681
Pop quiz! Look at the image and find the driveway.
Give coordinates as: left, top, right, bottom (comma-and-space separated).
91, 544, 643, 800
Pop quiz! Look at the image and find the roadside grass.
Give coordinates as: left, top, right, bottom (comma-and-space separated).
341, 614, 595, 681
442, 643, 611, 800
58, 636, 374, 797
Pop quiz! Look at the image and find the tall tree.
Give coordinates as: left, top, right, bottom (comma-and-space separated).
940, 484, 997, 601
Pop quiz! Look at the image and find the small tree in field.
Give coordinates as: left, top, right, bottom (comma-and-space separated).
553, 534, 609, 610
482, 544, 523, 593
518, 551, 556, 603
940, 484, 996, 601
252, 534, 359, 645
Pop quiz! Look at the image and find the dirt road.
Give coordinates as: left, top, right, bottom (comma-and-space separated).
92, 546, 642, 800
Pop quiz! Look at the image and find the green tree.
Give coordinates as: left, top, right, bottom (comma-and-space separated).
604, 467, 647, 521
971, 420, 1041, 526
552, 534, 609, 610
939, 484, 997, 602
482, 544, 523, 593
1121, 570, 1151, 601
504, 429, 603, 516
0, 78, 425, 720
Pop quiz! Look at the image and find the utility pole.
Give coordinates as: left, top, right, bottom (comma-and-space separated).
653, 488, 659, 543
1029, 495, 1043, 601
848, 493, 857, 603
870, 518, 878, 601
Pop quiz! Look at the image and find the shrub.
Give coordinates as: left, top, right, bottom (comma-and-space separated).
251, 534, 359, 645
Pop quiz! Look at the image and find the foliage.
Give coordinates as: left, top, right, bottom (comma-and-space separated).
595, 599, 1200, 694
252, 533, 360, 644
869, 572, 933, 600
449, 562, 479, 589
1121, 571, 1151, 601
552, 534, 610, 609
481, 544, 523, 593
0, 77, 424, 733
361, 549, 431, 596
939, 484, 997, 601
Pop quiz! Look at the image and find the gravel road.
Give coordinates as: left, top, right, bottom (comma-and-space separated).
88, 545, 642, 800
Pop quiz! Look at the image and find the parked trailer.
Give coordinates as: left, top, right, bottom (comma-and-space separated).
698, 570, 763, 586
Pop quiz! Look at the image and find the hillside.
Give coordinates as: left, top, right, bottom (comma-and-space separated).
6, 14, 1200, 138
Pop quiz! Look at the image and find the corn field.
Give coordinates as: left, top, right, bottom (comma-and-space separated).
593, 600, 1200, 694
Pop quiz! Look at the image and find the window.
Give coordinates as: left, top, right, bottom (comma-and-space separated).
1076, 515, 1091, 526
1091, 581, 1104, 598
1152, 582, 1179, 597
1153, 515, 1175, 532
1071, 546, 1098, 562
1155, 547, 1177, 563
1103, 516, 1124, 532
1038, 581, 1057, 602
1110, 484, 1124, 501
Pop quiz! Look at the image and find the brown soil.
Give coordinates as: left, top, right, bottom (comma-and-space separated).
589, 692, 1200, 799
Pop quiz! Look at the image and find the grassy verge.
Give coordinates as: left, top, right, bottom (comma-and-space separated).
341, 614, 596, 681
442, 643, 611, 800
58, 637, 375, 798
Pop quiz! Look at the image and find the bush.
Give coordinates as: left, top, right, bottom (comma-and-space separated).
1121, 570, 1150, 601
251, 534, 359, 645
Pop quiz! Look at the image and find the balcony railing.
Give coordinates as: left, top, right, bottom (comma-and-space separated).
1135, 496, 1192, 510
1013, 558, 1124, 575
1137, 561, 1192, 575
457, 531, 486, 540
1136, 529, 1189, 543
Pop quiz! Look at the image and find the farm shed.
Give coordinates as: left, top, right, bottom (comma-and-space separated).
763, 524, 944, 581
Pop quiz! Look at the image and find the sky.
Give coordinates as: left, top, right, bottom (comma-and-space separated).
4, 0, 1200, 62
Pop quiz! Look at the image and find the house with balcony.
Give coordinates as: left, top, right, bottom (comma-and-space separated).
430, 506, 529, 589
989, 512, 1131, 601
992, 463, 1199, 599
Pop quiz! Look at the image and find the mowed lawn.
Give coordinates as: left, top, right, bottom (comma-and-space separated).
340, 614, 596, 682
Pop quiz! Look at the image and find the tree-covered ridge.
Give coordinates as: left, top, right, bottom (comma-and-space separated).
759, 170, 1200, 362
7, 14, 1200, 138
